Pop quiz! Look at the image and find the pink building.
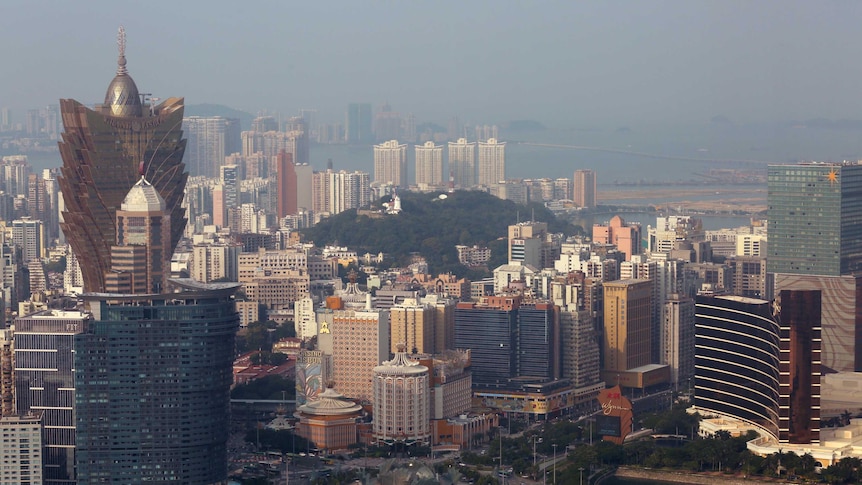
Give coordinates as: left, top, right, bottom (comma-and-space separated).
592, 215, 641, 261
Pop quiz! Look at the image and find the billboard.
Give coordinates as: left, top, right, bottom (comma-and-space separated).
596, 385, 633, 444
596, 415, 621, 437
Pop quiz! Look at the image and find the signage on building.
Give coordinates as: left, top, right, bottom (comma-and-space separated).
596, 385, 633, 444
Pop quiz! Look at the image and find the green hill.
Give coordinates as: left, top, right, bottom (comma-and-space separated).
302, 190, 583, 277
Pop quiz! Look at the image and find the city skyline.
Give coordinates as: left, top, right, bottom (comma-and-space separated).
3, 2, 862, 132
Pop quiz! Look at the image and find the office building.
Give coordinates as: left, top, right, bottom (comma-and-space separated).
373, 347, 430, 446
373, 140, 408, 187
415, 141, 444, 186
574, 169, 597, 208
767, 162, 862, 276
602, 279, 652, 381
448, 138, 476, 188
695, 295, 781, 438
14, 310, 89, 484
477, 138, 505, 187
0, 414, 43, 485
57, 30, 188, 293
276, 151, 298, 218
346, 103, 373, 144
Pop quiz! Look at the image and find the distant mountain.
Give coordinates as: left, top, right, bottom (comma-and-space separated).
184, 104, 254, 129
302, 190, 582, 276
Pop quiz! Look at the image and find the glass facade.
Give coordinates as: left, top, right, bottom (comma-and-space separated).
14, 311, 89, 485
74, 283, 238, 484
695, 295, 780, 438
454, 307, 516, 388
767, 162, 862, 276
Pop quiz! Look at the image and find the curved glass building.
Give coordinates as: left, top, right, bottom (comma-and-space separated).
75, 280, 239, 484
58, 27, 187, 293
695, 295, 780, 438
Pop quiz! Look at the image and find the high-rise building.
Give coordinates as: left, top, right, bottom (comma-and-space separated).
767, 162, 862, 276
573, 169, 597, 208
777, 289, 821, 444
59, 29, 237, 484
602, 279, 652, 382
447, 138, 476, 188
694, 295, 781, 438
373, 348, 430, 446
331, 308, 390, 403
0, 414, 43, 485
295, 163, 313, 211
346, 103, 373, 144
477, 138, 505, 187
390, 300, 436, 355
662, 294, 695, 391
414, 141, 444, 186
373, 140, 408, 187
183, 116, 241, 179
75, 280, 239, 483
11, 217, 44, 263
276, 151, 298, 218
58, 29, 188, 293
312, 169, 371, 217
14, 310, 90, 484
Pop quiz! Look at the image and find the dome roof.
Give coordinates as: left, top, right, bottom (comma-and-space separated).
122, 176, 165, 212
104, 26, 142, 117
297, 388, 362, 416
373, 350, 429, 376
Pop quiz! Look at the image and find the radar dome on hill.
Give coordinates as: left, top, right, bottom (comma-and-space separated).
438, 194, 448, 200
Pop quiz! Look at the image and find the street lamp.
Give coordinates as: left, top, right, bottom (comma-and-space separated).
579, 466, 585, 485
552, 443, 558, 484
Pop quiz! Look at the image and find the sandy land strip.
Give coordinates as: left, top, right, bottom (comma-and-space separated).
599, 188, 766, 213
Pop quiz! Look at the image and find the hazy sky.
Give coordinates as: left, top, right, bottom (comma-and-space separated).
3, 0, 862, 129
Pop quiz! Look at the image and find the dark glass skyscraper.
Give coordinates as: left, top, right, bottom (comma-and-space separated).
75, 280, 239, 483
57, 27, 187, 293
695, 295, 781, 437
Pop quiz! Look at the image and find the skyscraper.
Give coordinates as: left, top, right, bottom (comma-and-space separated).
346, 103, 372, 144
373, 140, 408, 187
448, 138, 476, 188
276, 151, 298, 218
477, 138, 505, 187
59, 29, 238, 484
57, 28, 188, 293
574, 169, 597, 208
14, 310, 90, 484
768, 162, 862, 276
183, 116, 241, 178
602, 279, 652, 382
414, 141, 443, 186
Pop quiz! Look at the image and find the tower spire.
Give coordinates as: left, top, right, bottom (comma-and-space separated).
116, 26, 128, 75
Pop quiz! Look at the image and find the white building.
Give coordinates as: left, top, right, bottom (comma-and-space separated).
373, 140, 408, 187
477, 138, 505, 187
414, 141, 443, 186
373, 347, 430, 446
447, 138, 476, 188
0, 413, 43, 484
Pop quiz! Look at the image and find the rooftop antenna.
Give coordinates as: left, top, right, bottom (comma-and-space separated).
116, 26, 128, 75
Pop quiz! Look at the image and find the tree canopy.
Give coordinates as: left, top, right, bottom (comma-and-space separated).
302, 190, 583, 276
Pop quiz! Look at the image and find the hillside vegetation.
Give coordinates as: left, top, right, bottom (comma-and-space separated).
302, 190, 582, 277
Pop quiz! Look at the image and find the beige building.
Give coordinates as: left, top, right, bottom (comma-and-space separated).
573, 169, 596, 208
242, 273, 309, 311
603, 279, 653, 382
414, 141, 443, 186
373, 348, 430, 446
238, 248, 308, 282
373, 140, 408, 187
190, 243, 241, 283
0, 413, 43, 485
389, 299, 436, 355
235, 301, 259, 328
447, 138, 476, 188
477, 138, 505, 187
295, 387, 363, 452
331, 308, 390, 403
